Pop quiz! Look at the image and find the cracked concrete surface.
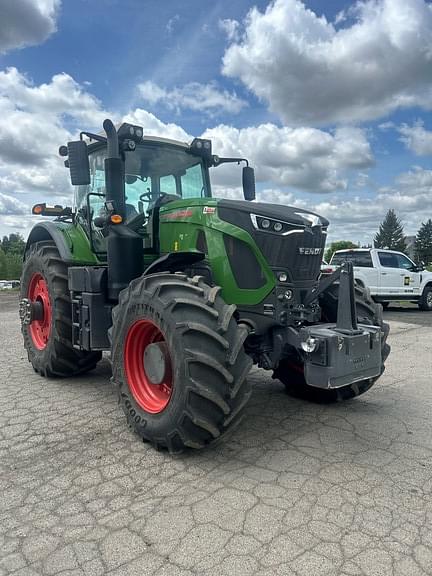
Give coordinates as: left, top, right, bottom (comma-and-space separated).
1, 293, 432, 576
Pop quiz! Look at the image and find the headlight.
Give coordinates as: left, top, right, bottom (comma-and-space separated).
301, 336, 318, 353
250, 214, 304, 236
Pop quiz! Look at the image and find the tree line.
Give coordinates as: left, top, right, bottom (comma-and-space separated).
0, 234, 26, 280
325, 209, 432, 264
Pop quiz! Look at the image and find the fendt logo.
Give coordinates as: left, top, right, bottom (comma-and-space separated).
298, 247, 322, 255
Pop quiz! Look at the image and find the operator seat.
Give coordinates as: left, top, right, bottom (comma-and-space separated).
125, 203, 139, 221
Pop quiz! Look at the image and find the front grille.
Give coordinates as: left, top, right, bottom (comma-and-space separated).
217, 201, 326, 285
253, 228, 325, 282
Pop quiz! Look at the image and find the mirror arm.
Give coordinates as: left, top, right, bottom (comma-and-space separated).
211, 156, 249, 167
80, 131, 107, 143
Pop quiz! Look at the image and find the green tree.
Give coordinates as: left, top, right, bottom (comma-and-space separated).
1, 235, 10, 253
325, 240, 358, 263
0, 233, 25, 255
4, 252, 22, 279
0, 247, 7, 280
0, 234, 25, 279
415, 219, 432, 265
374, 209, 407, 252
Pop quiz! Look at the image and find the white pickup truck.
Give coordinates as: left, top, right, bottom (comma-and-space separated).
327, 248, 432, 310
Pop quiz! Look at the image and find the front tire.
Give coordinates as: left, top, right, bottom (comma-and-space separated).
110, 273, 252, 453
419, 285, 432, 311
273, 284, 390, 403
20, 241, 101, 377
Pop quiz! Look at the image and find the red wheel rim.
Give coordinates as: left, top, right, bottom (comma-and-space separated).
124, 320, 173, 414
27, 273, 52, 350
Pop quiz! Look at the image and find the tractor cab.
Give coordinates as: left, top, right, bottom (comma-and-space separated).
75, 135, 212, 254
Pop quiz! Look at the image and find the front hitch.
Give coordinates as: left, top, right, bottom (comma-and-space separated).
288, 262, 383, 389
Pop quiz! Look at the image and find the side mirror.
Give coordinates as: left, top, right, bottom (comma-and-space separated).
242, 166, 255, 201
66, 140, 90, 186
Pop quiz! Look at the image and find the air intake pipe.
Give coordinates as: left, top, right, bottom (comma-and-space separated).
103, 119, 144, 300
103, 119, 125, 218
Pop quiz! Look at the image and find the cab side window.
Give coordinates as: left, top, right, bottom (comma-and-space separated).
181, 164, 205, 198
76, 149, 107, 253
396, 254, 415, 270
160, 175, 177, 195
89, 151, 106, 214
351, 252, 373, 267
378, 252, 399, 268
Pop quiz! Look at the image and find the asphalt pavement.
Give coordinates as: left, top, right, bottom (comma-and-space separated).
1, 292, 432, 576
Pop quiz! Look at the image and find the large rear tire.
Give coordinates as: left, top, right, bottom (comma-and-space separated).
110, 273, 252, 453
20, 241, 101, 377
273, 284, 390, 403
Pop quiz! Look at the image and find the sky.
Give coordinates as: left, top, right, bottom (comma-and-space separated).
0, 0, 432, 244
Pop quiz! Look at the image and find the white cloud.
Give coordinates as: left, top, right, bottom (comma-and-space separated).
394, 165, 432, 192
204, 124, 373, 192
0, 67, 107, 123
166, 14, 180, 35
0, 67, 109, 167
123, 108, 191, 142
222, 0, 432, 125
218, 19, 240, 42
0, 192, 28, 215
0, 0, 60, 54
398, 120, 432, 155
138, 81, 247, 116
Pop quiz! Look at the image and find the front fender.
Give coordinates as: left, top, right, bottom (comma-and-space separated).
25, 221, 98, 265
420, 274, 432, 292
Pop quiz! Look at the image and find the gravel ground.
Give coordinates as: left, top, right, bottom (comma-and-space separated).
1, 292, 432, 576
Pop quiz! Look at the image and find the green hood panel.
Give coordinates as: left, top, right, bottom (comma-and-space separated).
159, 198, 276, 306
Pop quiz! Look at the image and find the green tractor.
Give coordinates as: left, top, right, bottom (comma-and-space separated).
20, 119, 390, 452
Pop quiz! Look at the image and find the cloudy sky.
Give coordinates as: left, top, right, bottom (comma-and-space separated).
1, 0, 432, 244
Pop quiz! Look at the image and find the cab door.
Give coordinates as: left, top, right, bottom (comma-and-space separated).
395, 253, 421, 295
377, 251, 420, 295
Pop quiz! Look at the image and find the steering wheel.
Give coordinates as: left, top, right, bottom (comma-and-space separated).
139, 191, 153, 203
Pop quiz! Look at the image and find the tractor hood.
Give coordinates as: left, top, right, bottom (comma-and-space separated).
217, 199, 329, 229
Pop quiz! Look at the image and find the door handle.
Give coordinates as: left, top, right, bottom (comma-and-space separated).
381, 272, 387, 275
